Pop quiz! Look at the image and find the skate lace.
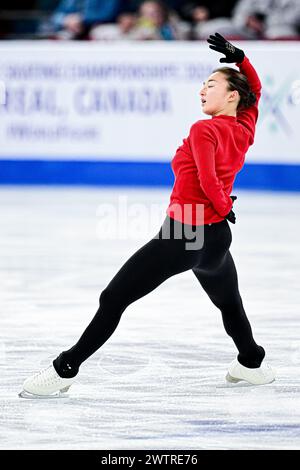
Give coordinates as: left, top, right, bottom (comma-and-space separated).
33, 366, 62, 385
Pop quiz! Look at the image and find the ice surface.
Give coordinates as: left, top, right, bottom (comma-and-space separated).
0, 186, 300, 450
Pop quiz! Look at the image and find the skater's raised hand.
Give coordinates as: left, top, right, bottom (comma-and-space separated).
207, 32, 245, 64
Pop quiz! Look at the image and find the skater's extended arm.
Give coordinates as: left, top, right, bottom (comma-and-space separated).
236, 56, 261, 138
207, 32, 262, 141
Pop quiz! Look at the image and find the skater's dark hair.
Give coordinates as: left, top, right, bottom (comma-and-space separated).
213, 67, 257, 110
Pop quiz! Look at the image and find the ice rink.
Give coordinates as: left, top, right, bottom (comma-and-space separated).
0, 186, 300, 450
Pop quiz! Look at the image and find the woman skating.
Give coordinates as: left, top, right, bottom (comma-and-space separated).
20, 33, 276, 398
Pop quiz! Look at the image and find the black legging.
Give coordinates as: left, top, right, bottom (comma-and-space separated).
53, 215, 265, 378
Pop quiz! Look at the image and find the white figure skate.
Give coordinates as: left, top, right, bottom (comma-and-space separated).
226, 359, 276, 385
19, 364, 76, 399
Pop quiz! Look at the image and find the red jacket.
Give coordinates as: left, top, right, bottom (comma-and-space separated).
166, 56, 262, 225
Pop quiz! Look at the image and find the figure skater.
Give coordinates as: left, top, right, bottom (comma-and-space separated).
20, 33, 276, 398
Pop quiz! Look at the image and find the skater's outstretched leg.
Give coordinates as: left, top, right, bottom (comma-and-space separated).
193, 250, 264, 364
192, 246, 275, 384
55, 220, 202, 375
20, 216, 202, 397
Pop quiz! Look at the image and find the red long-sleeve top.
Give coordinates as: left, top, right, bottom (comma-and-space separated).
166, 56, 261, 225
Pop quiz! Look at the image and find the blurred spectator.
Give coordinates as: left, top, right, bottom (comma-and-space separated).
181, 1, 240, 40
47, 0, 123, 39
90, 12, 137, 40
180, 1, 238, 22
232, 0, 300, 39
128, 0, 190, 40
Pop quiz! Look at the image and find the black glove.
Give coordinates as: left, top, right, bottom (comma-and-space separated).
225, 209, 236, 224
207, 32, 245, 64
225, 195, 237, 224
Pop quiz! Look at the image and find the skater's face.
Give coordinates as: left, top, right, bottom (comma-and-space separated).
200, 72, 239, 116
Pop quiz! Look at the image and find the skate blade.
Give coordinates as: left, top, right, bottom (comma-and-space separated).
18, 387, 70, 399
225, 372, 243, 384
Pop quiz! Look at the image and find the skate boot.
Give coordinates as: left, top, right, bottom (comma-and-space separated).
226, 358, 276, 385
19, 364, 76, 398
